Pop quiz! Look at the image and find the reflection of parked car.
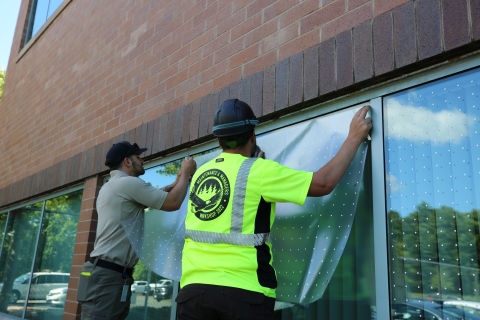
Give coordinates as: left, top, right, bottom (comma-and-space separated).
393, 300, 480, 320
46, 287, 67, 306
131, 281, 153, 295
153, 280, 173, 301
444, 300, 480, 317
0, 272, 70, 303
131, 281, 147, 294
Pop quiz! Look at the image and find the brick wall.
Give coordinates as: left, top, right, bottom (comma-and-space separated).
0, 0, 479, 208
63, 176, 101, 320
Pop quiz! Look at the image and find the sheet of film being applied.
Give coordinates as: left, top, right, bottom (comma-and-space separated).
122, 106, 369, 304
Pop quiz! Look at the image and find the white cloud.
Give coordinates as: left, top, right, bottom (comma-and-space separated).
386, 173, 406, 192
386, 99, 474, 144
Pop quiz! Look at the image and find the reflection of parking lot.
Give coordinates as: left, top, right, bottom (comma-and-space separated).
132, 293, 172, 308
6, 300, 65, 319
5, 295, 173, 320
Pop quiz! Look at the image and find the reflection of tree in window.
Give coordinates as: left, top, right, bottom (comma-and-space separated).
388, 203, 480, 302
33, 191, 82, 274
0, 203, 42, 311
155, 149, 218, 177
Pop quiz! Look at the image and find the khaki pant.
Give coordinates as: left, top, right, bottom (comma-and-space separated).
77, 261, 133, 320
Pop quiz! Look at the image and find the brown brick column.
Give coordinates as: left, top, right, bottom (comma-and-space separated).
63, 176, 102, 320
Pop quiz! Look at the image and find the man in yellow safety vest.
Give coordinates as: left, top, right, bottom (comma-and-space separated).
176, 99, 372, 320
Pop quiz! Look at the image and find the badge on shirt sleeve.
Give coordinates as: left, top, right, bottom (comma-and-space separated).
189, 169, 230, 221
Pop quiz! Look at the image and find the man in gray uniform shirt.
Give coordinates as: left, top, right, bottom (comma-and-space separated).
77, 141, 196, 320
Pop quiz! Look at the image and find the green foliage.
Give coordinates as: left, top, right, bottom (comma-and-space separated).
0, 68, 5, 100
388, 202, 480, 301
155, 149, 219, 176
133, 260, 167, 283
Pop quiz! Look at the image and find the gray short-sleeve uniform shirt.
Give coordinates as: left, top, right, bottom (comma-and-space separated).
90, 170, 168, 268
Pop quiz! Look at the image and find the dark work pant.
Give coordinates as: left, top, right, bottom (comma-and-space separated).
77, 261, 132, 320
176, 284, 275, 320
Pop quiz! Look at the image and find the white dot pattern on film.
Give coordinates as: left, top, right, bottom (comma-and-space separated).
384, 74, 480, 303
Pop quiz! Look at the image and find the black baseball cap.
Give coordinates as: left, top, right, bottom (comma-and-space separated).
105, 141, 147, 168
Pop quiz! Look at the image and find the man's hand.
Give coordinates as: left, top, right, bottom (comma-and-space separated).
160, 157, 197, 211
181, 157, 197, 177
307, 105, 372, 197
348, 105, 372, 144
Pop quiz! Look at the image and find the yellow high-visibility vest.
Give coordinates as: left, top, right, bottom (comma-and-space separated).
181, 152, 312, 298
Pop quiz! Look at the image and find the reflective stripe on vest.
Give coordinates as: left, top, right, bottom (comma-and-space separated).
184, 230, 271, 246
185, 157, 271, 246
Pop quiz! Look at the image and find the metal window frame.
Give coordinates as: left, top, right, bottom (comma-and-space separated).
22, 200, 46, 318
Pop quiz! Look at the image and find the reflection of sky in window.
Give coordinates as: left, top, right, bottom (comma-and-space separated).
47, 0, 63, 17
31, 0, 64, 37
385, 67, 480, 216
141, 167, 175, 189
32, 0, 49, 36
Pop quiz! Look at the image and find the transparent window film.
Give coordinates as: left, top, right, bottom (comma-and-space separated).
0, 202, 43, 317
124, 148, 219, 320
122, 106, 375, 319
384, 67, 480, 318
26, 190, 82, 320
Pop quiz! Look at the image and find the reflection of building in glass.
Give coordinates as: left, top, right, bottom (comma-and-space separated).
1, 0, 480, 319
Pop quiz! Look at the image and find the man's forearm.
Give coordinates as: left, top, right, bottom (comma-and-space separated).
308, 136, 363, 196
160, 174, 190, 211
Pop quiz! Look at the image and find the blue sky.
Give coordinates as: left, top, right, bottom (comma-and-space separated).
0, 1, 22, 70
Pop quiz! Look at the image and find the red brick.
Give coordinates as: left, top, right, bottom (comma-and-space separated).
246, 0, 276, 18
322, 2, 373, 41
277, 28, 320, 61
232, 12, 262, 41
189, 54, 214, 77
243, 50, 277, 78
262, 22, 299, 53
166, 68, 189, 89
203, 32, 230, 57
264, 0, 300, 23
300, 0, 345, 35
217, 7, 246, 35
201, 59, 228, 83
186, 82, 212, 104
205, 2, 232, 30
212, 67, 242, 92
245, 17, 279, 47
228, 43, 260, 70
214, 37, 245, 64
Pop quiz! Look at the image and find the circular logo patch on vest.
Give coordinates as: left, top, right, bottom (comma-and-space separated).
190, 169, 230, 221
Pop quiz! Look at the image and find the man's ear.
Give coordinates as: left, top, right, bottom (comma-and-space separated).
123, 157, 131, 167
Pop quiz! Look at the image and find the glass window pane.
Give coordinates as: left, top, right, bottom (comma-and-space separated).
384, 67, 480, 319
26, 190, 82, 320
31, 0, 50, 38
272, 145, 375, 319
0, 202, 43, 317
46, 0, 64, 19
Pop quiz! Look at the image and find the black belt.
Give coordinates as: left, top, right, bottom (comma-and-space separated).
89, 257, 133, 276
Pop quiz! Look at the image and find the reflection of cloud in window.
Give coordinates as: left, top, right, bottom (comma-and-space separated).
387, 99, 473, 143
386, 173, 406, 192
